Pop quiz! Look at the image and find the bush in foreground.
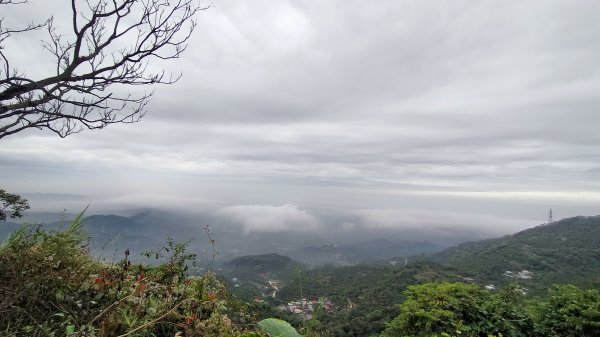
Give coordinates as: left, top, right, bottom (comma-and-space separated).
381, 282, 600, 337
0, 212, 262, 337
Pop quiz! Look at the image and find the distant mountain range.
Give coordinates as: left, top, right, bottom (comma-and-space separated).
1, 211, 203, 262
1, 210, 443, 265
5, 210, 599, 294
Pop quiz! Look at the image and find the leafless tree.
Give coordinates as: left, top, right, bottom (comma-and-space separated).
0, 0, 207, 139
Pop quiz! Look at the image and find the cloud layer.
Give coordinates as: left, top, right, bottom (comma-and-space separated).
217, 204, 318, 233
2, 1, 600, 235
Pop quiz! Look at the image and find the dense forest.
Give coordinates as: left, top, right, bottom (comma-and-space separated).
430, 216, 600, 292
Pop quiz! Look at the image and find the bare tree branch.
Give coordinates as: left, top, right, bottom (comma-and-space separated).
0, 0, 207, 139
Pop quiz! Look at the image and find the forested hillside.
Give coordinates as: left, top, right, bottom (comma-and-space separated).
240, 215, 600, 336
429, 216, 600, 292
220, 253, 306, 300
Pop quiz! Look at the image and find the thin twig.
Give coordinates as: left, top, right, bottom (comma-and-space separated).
204, 225, 216, 270
116, 298, 191, 337
87, 295, 133, 326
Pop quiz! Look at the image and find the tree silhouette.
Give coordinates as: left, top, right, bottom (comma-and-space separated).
0, 0, 206, 139
0, 188, 29, 221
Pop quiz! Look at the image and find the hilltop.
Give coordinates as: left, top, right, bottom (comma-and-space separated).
429, 215, 600, 292
220, 253, 306, 300
225, 253, 302, 273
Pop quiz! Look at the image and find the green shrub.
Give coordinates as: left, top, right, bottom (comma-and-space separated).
0, 212, 264, 337
533, 285, 600, 337
380, 282, 600, 337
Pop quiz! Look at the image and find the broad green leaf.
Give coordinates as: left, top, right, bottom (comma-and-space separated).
257, 318, 302, 337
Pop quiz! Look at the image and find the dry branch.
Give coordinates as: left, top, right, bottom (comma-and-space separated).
0, 0, 207, 139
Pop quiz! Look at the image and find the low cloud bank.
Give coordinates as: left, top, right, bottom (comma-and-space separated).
217, 204, 318, 233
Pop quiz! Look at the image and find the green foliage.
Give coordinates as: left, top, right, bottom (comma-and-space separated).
142, 237, 198, 283
533, 285, 600, 337
380, 282, 511, 337
0, 213, 265, 337
257, 318, 302, 337
380, 282, 600, 337
0, 188, 30, 221
480, 284, 536, 336
388, 283, 461, 336
430, 216, 600, 293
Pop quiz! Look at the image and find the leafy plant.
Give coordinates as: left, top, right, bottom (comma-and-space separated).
257, 318, 302, 337
533, 285, 600, 337
381, 282, 600, 337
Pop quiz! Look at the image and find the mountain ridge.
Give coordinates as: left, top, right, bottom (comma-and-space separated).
428, 215, 600, 291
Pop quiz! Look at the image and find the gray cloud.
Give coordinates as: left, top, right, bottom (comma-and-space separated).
217, 204, 318, 233
2, 0, 600, 236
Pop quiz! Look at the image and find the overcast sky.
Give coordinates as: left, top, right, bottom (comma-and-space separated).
2, 0, 600, 238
